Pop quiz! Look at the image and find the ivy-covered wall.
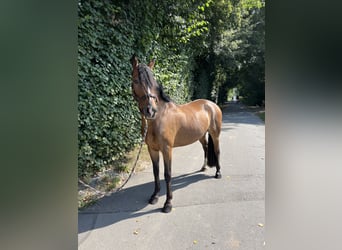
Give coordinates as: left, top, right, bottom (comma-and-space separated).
78, 0, 192, 176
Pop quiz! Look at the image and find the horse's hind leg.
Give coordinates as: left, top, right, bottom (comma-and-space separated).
199, 135, 208, 172
208, 133, 222, 179
212, 135, 222, 179
148, 147, 160, 204
208, 112, 222, 178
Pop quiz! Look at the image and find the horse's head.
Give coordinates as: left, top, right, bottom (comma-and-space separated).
131, 55, 159, 119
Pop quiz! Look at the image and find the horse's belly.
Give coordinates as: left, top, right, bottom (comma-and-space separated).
171, 112, 210, 147
173, 129, 206, 147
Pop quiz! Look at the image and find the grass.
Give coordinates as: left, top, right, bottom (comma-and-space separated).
78, 193, 98, 208
257, 111, 265, 122
78, 144, 151, 209
245, 104, 265, 123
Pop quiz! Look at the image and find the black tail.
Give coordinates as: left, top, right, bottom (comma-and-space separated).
207, 133, 217, 167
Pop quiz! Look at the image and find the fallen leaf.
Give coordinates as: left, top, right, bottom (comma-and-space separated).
193, 240, 198, 244
258, 223, 264, 227
133, 229, 140, 235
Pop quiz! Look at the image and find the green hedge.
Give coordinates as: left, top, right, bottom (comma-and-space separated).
78, 1, 141, 176
78, 0, 191, 177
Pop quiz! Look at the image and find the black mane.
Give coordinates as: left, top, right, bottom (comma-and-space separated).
157, 83, 172, 103
138, 64, 172, 103
138, 64, 154, 88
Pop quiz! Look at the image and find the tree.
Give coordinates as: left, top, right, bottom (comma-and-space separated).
188, 0, 265, 105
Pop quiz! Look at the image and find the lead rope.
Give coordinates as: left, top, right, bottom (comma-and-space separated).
116, 117, 148, 192
78, 118, 148, 197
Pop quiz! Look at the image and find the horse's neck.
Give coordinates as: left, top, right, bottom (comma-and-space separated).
160, 100, 176, 109
158, 101, 177, 115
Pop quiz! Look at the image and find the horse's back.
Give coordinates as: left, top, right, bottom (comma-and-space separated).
164, 99, 222, 147
182, 99, 222, 125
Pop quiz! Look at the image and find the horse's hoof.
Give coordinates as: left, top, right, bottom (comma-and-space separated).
162, 203, 172, 213
149, 196, 159, 205
215, 172, 222, 179
200, 166, 207, 172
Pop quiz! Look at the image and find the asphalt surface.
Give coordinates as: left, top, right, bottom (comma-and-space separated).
78, 102, 265, 250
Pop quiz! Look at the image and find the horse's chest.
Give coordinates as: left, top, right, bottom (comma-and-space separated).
145, 123, 170, 150
145, 128, 161, 150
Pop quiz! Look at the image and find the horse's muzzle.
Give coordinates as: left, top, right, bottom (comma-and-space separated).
143, 105, 157, 119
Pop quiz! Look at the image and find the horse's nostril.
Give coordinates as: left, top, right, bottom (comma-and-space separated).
148, 106, 153, 116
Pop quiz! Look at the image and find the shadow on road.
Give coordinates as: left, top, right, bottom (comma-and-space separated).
79, 171, 213, 234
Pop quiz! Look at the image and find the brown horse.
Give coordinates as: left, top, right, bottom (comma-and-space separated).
130, 55, 222, 213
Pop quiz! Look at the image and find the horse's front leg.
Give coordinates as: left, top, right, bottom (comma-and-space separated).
148, 147, 160, 205
162, 146, 173, 213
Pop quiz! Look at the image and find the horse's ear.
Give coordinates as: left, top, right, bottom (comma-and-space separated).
130, 54, 138, 69
148, 58, 156, 70
130, 54, 139, 78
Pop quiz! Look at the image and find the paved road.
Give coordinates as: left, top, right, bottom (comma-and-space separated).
78, 102, 265, 250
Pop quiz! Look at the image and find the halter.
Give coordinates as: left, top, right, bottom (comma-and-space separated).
132, 64, 159, 118
132, 75, 158, 103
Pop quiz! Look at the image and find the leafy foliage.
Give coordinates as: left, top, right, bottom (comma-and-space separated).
190, 0, 265, 105
78, 0, 140, 176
